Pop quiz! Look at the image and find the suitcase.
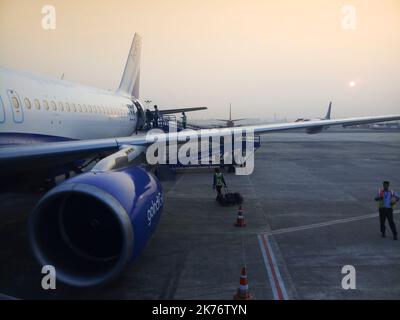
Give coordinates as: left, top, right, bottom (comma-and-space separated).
217, 187, 244, 206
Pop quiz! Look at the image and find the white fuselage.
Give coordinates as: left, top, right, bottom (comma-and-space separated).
0, 66, 138, 146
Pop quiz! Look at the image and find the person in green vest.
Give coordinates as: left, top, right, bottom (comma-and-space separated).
181, 112, 187, 129
213, 167, 227, 199
375, 181, 399, 240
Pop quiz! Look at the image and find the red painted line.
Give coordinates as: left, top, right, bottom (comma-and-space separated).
261, 235, 284, 300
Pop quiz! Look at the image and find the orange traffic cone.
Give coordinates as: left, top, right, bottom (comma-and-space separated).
233, 266, 252, 300
234, 206, 246, 227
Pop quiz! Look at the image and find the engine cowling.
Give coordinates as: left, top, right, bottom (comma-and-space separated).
28, 166, 163, 287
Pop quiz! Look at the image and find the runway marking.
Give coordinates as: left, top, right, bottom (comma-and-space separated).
258, 234, 289, 300
259, 211, 400, 236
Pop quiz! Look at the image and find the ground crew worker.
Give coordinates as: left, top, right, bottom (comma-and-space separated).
153, 105, 159, 128
213, 167, 227, 199
375, 181, 400, 240
145, 109, 153, 129
181, 112, 187, 129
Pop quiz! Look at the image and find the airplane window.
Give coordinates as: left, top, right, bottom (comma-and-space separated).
43, 100, 49, 110
24, 98, 31, 109
51, 101, 57, 111
65, 103, 70, 112
83, 105, 87, 112
78, 104, 82, 112
58, 101, 64, 111
11, 97, 20, 111
34, 99, 40, 110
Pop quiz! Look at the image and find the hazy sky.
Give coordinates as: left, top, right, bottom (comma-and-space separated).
0, 0, 399, 119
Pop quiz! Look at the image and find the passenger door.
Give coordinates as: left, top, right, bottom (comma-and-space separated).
7, 89, 23, 123
127, 104, 135, 121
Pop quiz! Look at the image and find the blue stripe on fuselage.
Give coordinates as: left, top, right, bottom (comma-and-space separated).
0, 132, 75, 147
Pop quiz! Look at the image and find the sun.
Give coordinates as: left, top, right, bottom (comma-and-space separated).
349, 81, 356, 88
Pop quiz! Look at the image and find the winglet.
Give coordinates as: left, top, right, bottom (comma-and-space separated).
325, 102, 332, 119
117, 34, 142, 98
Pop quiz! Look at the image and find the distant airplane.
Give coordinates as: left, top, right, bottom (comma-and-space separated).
1, 34, 400, 288
215, 103, 247, 127
295, 102, 332, 134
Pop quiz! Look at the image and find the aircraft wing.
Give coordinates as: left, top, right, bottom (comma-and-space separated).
159, 107, 207, 114
1, 114, 400, 176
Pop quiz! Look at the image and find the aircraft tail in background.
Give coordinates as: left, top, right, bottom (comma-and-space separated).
325, 102, 332, 119
117, 33, 142, 98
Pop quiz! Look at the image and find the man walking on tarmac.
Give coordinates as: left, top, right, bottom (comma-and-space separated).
375, 181, 400, 240
213, 168, 227, 200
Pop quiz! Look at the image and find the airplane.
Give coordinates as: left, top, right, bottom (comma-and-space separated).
215, 103, 247, 127
294, 101, 332, 134
1, 34, 400, 287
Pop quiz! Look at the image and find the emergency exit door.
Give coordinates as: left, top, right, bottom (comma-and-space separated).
7, 89, 23, 123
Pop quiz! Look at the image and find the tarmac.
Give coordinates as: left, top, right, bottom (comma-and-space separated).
0, 130, 399, 299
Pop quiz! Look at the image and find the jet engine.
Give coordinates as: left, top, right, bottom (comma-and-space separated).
28, 166, 163, 287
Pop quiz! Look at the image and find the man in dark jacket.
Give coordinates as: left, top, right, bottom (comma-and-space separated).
375, 181, 399, 240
